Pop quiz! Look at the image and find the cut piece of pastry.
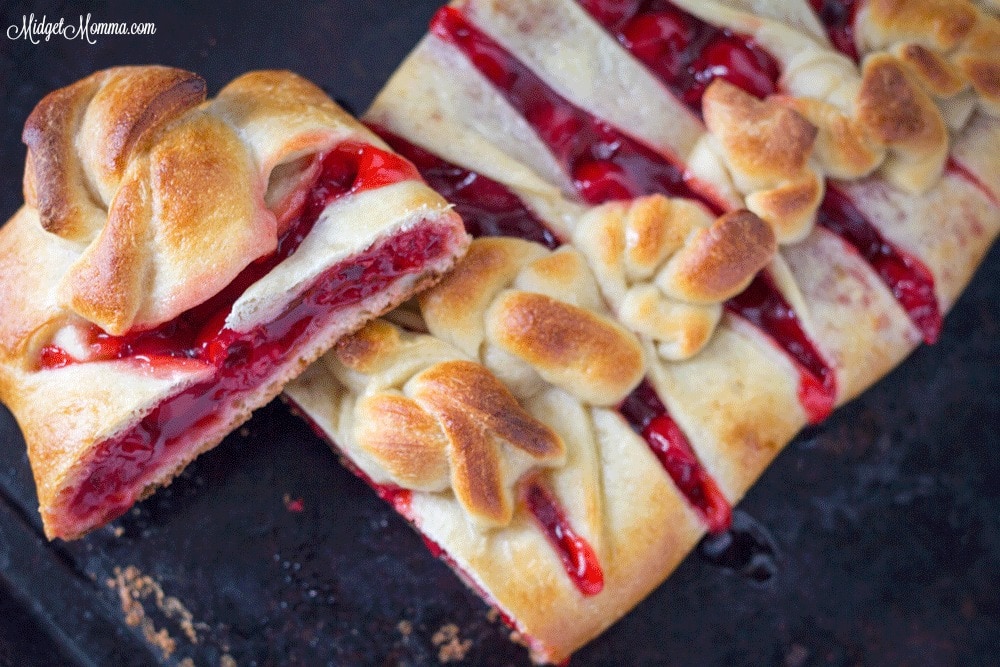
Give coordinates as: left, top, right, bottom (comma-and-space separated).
0, 66, 468, 540
292, 0, 999, 662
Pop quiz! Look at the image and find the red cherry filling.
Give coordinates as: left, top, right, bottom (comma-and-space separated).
371, 126, 560, 249
580, 0, 781, 111
64, 221, 455, 529
430, 6, 724, 211
810, 0, 860, 62
49, 141, 462, 531
581, 0, 643, 26
686, 34, 781, 107
39, 142, 420, 370
816, 187, 941, 344
725, 273, 837, 424
620, 11, 695, 79
620, 380, 732, 532
524, 480, 605, 596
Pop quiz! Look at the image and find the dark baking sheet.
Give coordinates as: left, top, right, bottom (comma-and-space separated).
1, 1, 998, 665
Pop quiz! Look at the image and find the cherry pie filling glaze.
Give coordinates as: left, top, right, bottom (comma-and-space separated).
725, 274, 837, 423
373, 127, 561, 249
578, 0, 782, 112
619, 380, 731, 533
43, 142, 460, 529
524, 479, 605, 595
431, 6, 724, 211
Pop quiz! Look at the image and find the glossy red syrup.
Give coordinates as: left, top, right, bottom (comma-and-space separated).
65, 222, 451, 526
58, 143, 458, 527
816, 187, 941, 344
619, 379, 732, 532
372, 126, 561, 249
430, 6, 723, 211
350, 462, 415, 516
524, 480, 605, 596
579, 0, 782, 111
725, 273, 837, 423
809, 0, 860, 61
40, 142, 420, 370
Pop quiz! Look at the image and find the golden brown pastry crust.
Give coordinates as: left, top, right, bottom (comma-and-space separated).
701, 80, 825, 243
420, 238, 645, 407
855, 52, 950, 192
573, 196, 775, 360
17, 66, 387, 338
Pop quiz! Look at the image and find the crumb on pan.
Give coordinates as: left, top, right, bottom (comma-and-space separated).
432, 623, 472, 663
106, 565, 207, 658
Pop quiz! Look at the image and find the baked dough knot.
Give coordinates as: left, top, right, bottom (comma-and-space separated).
418, 237, 647, 407
332, 319, 566, 529
856, 0, 1000, 119
572, 195, 776, 361
21, 66, 365, 335
783, 0, 998, 194
778, 54, 948, 194
701, 80, 826, 244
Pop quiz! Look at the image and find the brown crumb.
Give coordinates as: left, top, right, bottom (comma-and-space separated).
112, 526, 125, 538
239, 427, 251, 437
432, 623, 472, 663
220, 655, 237, 667
178, 659, 195, 667
486, 608, 499, 623
397, 619, 413, 636
106, 565, 206, 659
145, 625, 176, 658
